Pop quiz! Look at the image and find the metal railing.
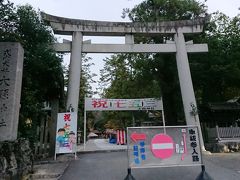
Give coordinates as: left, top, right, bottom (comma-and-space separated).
33, 117, 50, 159
207, 126, 240, 142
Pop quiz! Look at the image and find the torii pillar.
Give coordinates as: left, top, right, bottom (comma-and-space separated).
67, 32, 83, 112
175, 32, 205, 149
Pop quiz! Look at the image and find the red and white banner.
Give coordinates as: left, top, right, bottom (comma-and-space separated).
117, 129, 126, 145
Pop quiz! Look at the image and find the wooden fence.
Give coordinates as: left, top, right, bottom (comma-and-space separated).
33, 115, 50, 159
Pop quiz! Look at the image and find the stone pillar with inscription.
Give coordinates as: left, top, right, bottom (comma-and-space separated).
0, 42, 24, 141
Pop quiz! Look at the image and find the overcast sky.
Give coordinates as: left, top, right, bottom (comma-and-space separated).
13, 0, 240, 20
12, 0, 240, 96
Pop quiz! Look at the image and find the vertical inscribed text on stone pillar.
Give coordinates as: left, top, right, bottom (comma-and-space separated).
0, 42, 24, 141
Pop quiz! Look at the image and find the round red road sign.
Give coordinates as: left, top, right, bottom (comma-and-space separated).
151, 133, 174, 159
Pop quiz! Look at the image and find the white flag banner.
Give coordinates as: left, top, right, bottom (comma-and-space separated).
55, 112, 77, 154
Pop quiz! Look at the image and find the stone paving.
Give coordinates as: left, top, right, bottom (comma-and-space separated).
77, 139, 127, 152
31, 139, 126, 179
30, 139, 240, 180
31, 162, 69, 180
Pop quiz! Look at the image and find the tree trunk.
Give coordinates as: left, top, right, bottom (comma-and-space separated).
49, 99, 59, 157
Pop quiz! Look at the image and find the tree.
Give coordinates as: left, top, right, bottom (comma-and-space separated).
98, 53, 162, 128
0, 0, 20, 41
100, 0, 207, 126
190, 12, 240, 104
123, 0, 240, 126
76, 54, 97, 132
16, 5, 65, 142
0, 1, 65, 143
123, 0, 206, 22
99, 54, 161, 99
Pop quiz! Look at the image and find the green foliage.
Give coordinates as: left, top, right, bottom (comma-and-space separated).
123, 0, 206, 22
77, 54, 97, 131
16, 5, 64, 134
0, 0, 20, 41
99, 54, 161, 99
0, 1, 65, 142
100, 0, 240, 127
98, 53, 163, 129
191, 12, 240, 104
116, 0, 207, 126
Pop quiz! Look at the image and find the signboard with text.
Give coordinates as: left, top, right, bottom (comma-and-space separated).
0, 43, 24, 141
127, 126, 202, 168
55, 112, 77, 154
85, 98, 163, 111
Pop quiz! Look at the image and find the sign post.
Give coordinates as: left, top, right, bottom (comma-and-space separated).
84, 98, 165, 148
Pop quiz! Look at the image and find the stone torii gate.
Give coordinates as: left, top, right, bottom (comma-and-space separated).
42, 13, 208, 150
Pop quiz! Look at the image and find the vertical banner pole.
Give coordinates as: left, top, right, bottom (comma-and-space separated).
161, 98, 166, 134
74, 126, 77, 160
54, 113, 58, 161
162, 109, 166, 134
84, 97, 87, 150
69, 108, 77, 159
132, 112, 135, 127
117, 130, 119, 145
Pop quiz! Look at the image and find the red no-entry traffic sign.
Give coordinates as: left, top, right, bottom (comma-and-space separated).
127, 126, 202, 169
151, 133, 174, 159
